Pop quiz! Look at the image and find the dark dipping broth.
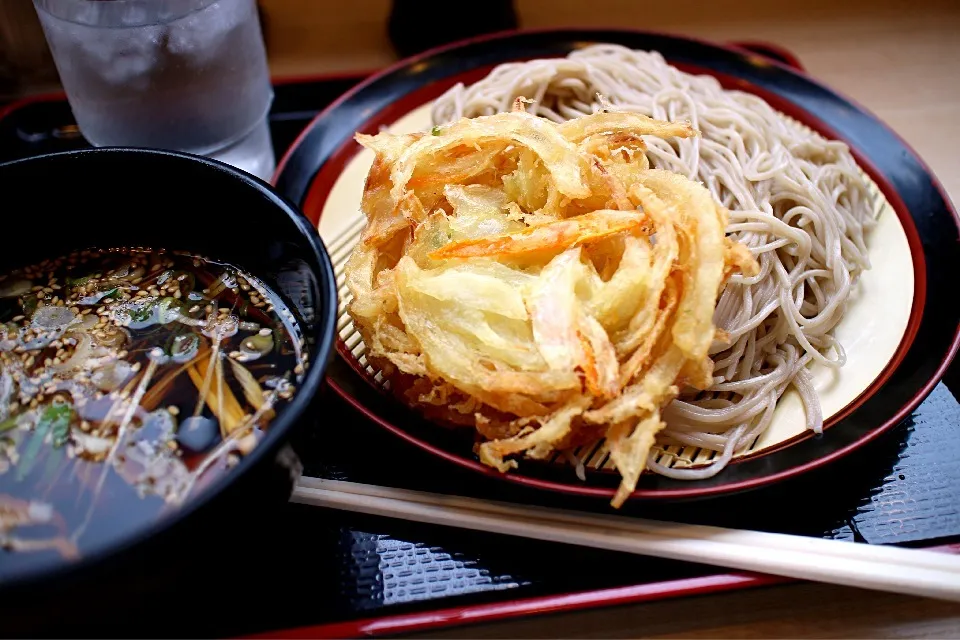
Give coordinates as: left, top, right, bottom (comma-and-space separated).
0, 248, 307, 578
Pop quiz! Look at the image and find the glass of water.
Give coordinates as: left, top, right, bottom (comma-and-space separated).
32, 0, 276, 180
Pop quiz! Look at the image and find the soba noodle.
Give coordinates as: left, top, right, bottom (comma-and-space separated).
431, 45, 876, 480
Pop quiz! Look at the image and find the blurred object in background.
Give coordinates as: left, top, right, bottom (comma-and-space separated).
0, 0, 60, 101
29, 0, 276, 180
388, 0, 518, 58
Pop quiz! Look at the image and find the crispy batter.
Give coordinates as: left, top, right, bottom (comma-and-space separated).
345, 105, 757, 508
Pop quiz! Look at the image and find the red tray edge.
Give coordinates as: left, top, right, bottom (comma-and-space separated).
249, 544, 960, 639
253, 573, 785, 639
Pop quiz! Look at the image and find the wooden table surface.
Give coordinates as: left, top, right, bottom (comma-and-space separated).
258, 1, 960, 636
261, 0, 960, 208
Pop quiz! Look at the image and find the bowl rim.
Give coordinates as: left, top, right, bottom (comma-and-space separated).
0, 146, 339, 591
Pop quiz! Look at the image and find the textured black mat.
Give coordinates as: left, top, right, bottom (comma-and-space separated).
0, 72, 957, 638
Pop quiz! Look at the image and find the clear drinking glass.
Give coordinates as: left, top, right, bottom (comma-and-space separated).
32, 0, 276, 180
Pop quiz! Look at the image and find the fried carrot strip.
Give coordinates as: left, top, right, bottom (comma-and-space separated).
429, 210, 646, 260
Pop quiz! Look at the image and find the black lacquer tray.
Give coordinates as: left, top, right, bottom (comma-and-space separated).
1, 45, 959, 637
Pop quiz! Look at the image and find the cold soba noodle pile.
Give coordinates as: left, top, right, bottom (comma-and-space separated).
431, 46, 876, 480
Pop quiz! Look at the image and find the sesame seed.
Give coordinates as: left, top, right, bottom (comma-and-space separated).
258, 328, 272, 336
167, 405, 180, 416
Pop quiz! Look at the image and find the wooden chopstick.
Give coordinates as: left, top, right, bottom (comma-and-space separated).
300, 478, 953, 572
292, 478, 960, 602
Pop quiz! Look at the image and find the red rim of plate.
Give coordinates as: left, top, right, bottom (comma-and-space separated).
273, 27, 960, 501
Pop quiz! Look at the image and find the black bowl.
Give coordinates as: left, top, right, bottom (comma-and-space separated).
0, 148, 337, 632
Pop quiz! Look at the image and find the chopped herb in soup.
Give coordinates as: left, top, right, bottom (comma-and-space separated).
0, 248, 307, 575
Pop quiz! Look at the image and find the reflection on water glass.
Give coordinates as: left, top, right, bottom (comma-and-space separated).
32, 0, 275, 180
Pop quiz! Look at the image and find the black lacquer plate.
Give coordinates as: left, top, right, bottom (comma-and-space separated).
2, 38, 959, 636
274, 29, 960, 501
